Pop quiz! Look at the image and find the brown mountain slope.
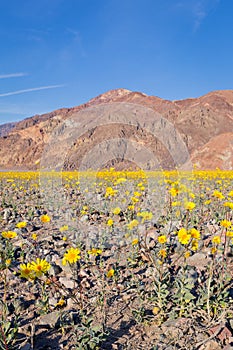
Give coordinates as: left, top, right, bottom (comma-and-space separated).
0, 88, 233, 170
0, 122, 16, 137
190, 132, 233, 169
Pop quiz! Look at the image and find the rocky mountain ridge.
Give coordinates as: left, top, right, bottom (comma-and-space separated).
0, 88, 233, 170
0, 122, 16, 137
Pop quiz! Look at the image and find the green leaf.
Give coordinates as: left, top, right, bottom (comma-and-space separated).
184, 292, 196, 301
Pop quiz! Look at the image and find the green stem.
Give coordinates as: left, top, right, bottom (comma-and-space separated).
207, 261, 213, 318
0, 323, 9, 350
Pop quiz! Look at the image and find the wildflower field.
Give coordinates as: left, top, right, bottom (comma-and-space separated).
0, 169, 233, 349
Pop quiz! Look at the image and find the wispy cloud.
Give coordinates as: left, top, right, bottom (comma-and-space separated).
24, 28, 50, 42
193, 2, 207, 31
0, 72, 27, 79
175, 0, 220, 31
66, 28, 87, 57
0, 84, 64, 97
0, 103, 38, 115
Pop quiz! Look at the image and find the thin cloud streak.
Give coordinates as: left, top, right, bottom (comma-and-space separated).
0, 84, 65, 97
0, 73, 27, 79
175, 0, 220, 31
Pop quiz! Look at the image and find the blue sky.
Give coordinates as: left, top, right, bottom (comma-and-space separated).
0, 0, 232, 124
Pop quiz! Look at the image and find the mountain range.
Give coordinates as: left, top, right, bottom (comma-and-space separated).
0, 88, 233, 170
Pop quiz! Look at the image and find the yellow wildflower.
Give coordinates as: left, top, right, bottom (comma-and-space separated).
170, 187, 179, 197
59, 225, 69, 232
137, 211, 153, 223
19, 263, 34, 279
88, 248, 102, 256
152, 306, 160, 315
107, 219, 114, 227
128, 205, 135, 211
106, 269, 115, 278
211, 247, 217, 254
189, 228, 201, 240
212, 190, 225, 200
184, 201, 196, 211
212, 236, 221, 245
177, 228, 191, 245
158, 235, 167, 244
30, 258, 51, 277
172, 201, 181, 207
132, 238, 139, 246
127, 219, 139, 230
2, 231, 17, 239
16, 221, 27, 228
105, 187, 117, 198
184, 251, 190, 259
81, 206, 88, 215
56, 298, 65, 307
191, 240, 199, 251
5, 259, 11, 266
62, 247, 81, 266
115, 177, 126, 184
158, 249, 167, 258
31, 233, 37, 240
226, 231, 233, 237
220, 220, 232, 228
40, 214, 51, 223
112, 207, 121, 215
134, 191, 142, 197
224, 202, 233, 209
